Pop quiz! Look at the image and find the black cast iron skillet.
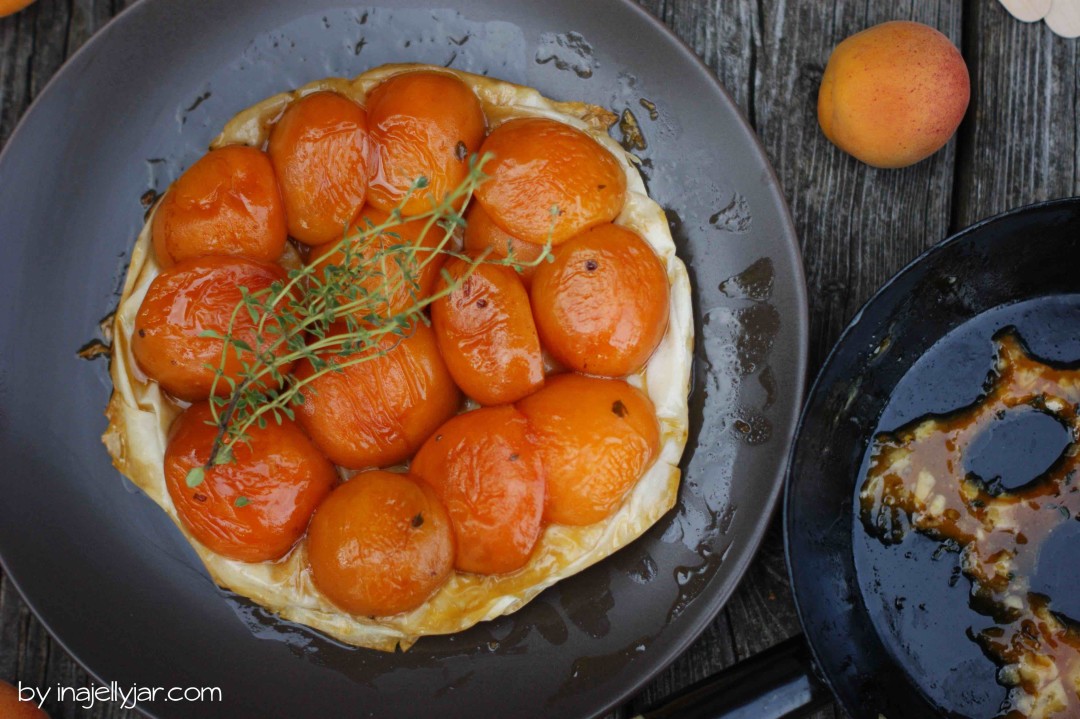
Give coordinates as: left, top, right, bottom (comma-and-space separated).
636, 197, 1080, 718
0, 1, 807, 717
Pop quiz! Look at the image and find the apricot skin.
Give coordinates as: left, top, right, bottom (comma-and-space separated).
475, 117, 626, 246
293, 323, 461, 469
531, 223, 669, 378
164, 402, 337, 563
463, 201, 546, 287
817, 21, 969, 169
518, 374, 659, 525
411, 406, 545, 575
152, 145, 287, 267
132, 257, 294, 402
432, 258, 545, 406
0, 0, 35, 18
307, 470, 455, 617
268, 91, 371, 245
366, 71, 486, 216
307, 205, 446, 323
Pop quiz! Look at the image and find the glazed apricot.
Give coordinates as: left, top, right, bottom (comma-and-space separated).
268, 91, 371, 245
307, 470, 454, 616
0, 681, 47, 719
518, 374, 659, 525
411, 406, 544, 574
432, 258, 544, 405
164, 402, 337, 563
307, 205, 445, 322
463, 201, 547, 286
132, 256, 293, 401
531, 223, 669, 377
294, 322, 460, 469
152, 145, 287, 267
366, 71, 486, 216
474, 117, 626, 245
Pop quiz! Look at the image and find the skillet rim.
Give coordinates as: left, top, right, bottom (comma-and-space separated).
782, 195, 1080, 717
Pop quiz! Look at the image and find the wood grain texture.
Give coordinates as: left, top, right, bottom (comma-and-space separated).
0, 0, 1072, 717
628, 2, 959, 717
953, 0, 1080, 228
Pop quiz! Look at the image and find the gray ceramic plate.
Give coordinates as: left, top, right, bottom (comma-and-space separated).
0, 1, 807, 717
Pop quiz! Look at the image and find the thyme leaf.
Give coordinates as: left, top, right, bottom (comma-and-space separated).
199, 153, 554, 472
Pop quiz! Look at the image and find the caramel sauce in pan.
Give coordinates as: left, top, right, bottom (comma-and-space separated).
861, 330, 1080, 718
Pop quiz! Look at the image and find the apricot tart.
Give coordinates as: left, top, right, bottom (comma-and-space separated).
103, 64, 693, 651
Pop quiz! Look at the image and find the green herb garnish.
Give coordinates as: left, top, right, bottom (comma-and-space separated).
194, 153, 551, 474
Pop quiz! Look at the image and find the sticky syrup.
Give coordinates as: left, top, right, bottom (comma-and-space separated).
855, 295, 1080, 718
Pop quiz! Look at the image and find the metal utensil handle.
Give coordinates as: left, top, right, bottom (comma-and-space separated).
635, 635, 832, 719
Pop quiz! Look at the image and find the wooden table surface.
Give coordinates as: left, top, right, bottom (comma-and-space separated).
1, 1, 1075, 717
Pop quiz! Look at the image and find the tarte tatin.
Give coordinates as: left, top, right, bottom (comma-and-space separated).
103, 64, 693, 651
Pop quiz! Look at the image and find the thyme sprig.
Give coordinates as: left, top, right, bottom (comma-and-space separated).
184, 152, 552, 490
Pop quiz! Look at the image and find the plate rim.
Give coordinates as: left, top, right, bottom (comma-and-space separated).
0, 1, 809, 715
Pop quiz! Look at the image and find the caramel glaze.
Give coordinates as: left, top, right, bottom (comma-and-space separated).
861, 329, 1080, 718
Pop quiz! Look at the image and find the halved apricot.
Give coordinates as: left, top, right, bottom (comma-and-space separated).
474, 117, 626, 245
366, 70, 486, 216
294, 322, 460, 469
132, 256, 293, 401
152, 145, 287, 267
531, 223, 669, 377
411, 406, 544, 574
164, 402, 337, 563
518, 374, 659, 525
463, 200, 547, 287
307, 470, 455, 616
268, 91, 371, 245
307, 205, 446, 323
431, 258, 544, 405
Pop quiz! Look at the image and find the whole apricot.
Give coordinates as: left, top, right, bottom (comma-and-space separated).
307, 470, 455, 616
818, 21, 969, 168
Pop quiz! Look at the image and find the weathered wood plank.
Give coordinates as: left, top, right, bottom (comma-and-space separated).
953, 0, 1079, 228
755, 0, 962, 370
0, 3, 58, 713
659, 1, 958, 717
68, 0, 117, 57
27, 0, 69, 97
0, 0, 34, 141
